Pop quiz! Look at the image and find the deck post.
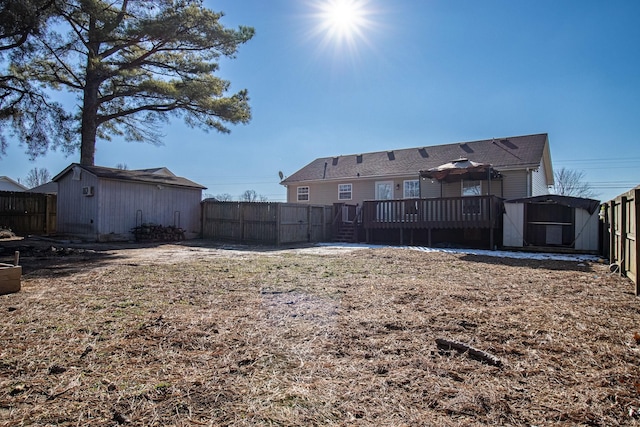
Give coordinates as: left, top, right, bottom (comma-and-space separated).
490, 227, 494, 250
489, 196, 494, 249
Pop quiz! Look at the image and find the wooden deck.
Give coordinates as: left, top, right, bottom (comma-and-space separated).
355, 196, 503, 247
361, 196, 502, 229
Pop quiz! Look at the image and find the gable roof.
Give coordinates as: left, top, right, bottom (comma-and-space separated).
281, 133, 550, 184
27, 181, 58, 194
52, 164, 206, 189
0, 176, 29, 191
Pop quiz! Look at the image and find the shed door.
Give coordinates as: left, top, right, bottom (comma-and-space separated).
525, 203, 575, 247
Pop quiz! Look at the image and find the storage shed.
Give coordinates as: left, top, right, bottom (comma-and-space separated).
503, 195, 600, 253
52, 164, 206, 241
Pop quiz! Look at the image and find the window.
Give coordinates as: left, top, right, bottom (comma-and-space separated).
462, 180, 481, 215
297, 186, 309, 201
403, 180, 420, 199
462, 180, 481, 196
338, 183, 352, 200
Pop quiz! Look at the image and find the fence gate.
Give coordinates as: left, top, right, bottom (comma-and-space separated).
201, 201, 332, 245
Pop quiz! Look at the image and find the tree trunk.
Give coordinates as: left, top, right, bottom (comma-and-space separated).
80, 18, 101, 166
80, 83, 98, 166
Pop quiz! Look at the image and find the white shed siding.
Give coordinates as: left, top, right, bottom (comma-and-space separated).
574, 208, 600, 252
98, 179, 202, 239
531, 161, 550, 196
503, 203, 524, 247
56, 171, 100, 238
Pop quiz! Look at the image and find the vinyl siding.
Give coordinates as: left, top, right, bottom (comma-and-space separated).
286, 167, 542, 203
287, 176, 418, 205
57, 169, 202, 241
420, 179, 441, 198
531, 160, 551, 196
97, 180, 202, 239
56, 170, 100, 238
501, 170, 529, 200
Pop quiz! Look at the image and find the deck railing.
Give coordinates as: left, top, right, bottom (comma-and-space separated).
361, 196, 503, 229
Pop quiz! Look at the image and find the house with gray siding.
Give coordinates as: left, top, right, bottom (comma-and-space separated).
281, 133, 553, 205
52, 164, 205, 242
281, 133, 554, 247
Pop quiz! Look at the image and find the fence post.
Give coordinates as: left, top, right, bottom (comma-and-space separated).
307, 205, 312, 242
609, 200, 616, 269
276, 203, 281, 246
239, 202, 245, 242
634, 189, 640, 296
621, 196, 627, 279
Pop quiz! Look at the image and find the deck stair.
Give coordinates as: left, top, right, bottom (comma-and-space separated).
334, 222, 357, 243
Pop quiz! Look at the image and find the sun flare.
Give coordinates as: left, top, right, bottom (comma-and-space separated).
310, 0, 376, 52
321, 0, 366, 37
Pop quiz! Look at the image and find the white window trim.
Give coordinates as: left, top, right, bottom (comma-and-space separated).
338, 183, 352, 201
403, 179, 420, 199
297, 186, 309, 201
462, 180, 482, 196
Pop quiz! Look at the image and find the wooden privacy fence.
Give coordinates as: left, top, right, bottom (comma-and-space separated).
0, 191, 57, 236
607, 186, 639, 295
201, 201, 333, 245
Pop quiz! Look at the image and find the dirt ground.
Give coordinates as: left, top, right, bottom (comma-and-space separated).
1, 237, 640, 426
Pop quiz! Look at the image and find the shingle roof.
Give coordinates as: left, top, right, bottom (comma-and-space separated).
52, 164, 206, 189
281, 133, 549, 184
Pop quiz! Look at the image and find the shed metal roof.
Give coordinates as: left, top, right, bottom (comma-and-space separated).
52, 164, 206, 189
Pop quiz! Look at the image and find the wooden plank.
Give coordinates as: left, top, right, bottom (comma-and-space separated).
0, 264, 21, 295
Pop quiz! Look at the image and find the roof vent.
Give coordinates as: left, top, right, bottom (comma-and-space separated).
387, 151, 395, 161
72, 166, 82, 180
418, 148, 428, 158
356, 154, 363, 164
332, 157, 339, 166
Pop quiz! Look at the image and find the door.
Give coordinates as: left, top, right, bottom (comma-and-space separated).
375, 181, 394, 221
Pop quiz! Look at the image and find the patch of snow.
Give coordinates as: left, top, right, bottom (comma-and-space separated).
316, 242, 601, 262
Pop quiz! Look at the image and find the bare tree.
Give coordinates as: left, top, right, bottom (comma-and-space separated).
215, 193, 234, 201
24, 167, 50, 187
240, 189, 258, 202
239, 189, 267, 202
552, 167, 597, 198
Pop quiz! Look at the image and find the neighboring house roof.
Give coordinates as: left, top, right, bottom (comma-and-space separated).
52, 164, 206, 189
27, 181, 58, 194
0, 176, 29, 191
281, 133, 551, 185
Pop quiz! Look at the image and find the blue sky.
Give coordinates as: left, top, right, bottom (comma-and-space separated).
2, 0, 638, 202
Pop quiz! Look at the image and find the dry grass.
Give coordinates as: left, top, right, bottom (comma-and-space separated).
1, 242, 640, 426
